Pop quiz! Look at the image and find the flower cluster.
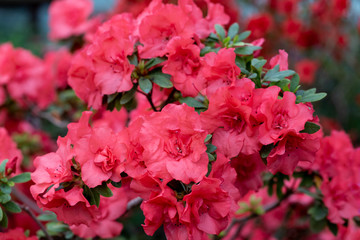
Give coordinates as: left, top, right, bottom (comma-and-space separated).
0, 0, 357, 239
27, 0, 331, 239
313, 131, 360, 225
0, 43, 72, 109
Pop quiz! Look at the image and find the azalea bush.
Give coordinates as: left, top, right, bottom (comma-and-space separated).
0, 0, 359, 239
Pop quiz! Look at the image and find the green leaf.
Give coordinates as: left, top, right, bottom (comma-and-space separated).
9, 172, 31, 183
0, 159, 8, 173
111, 180, 122, 188
228, 23, 239, 39
0, 207, 3, 221
206, 144, 217, 153
300, 122, 321, 134
308, 204, 328, 221
0, 210, 8, 228
265, 64, 279, 78
327, 220, 338, 236
299, 174, 314, 188
127, 54, 138, 66
139, 77, 153, 94
274, 79, 291, 91
290, 73, 300, 92
55, 182, 74, 192
260, 144, 274, 159
204, 134, 212, 143
46, 222, 69, 233
297, 187, 320, 199
237, 31, 251, 41
232, 42, 246, 47
310, 217, 327, 233
264, 69, 296, 82
251, 58, 267, 72
0, 183, 11, 194
179, 97, 206, 108
3, 201, 21, 213
299, 92, 327, 103
145, 57, 166, 69
214, 24, 226, 39
120, 87, 136, 105
234, 46, 262, 55
207, 153, 216, 162
0, 193, 11, 204
248, 73, 257, 79
93, 190, 100, 208
148, 72, 173, 88
82, 185, 97, 207
93, 182, 113, 198
65, 231, 74, 239
38, 211, 57, 222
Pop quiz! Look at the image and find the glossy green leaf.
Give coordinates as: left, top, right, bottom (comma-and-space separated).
299, 92, 327, 103
3, 201, 21, 213
206, 144, 217, 153
0, 159, 8, 173
204, 134, 212, 143
9, 172, 31, 183
214, 24, 226, 39
251, 58, 267, 71
264, 69, 296, 82
139, 77, 152, 94
179, 97, 206, 108
228, 23, 239, 39
93, 182, 113, 198
290, 73, 300, 92
120, 87, 136, 105
0, 211, 8, 228
308, 204, 328, 221
235, 46, 262, 55
145, 57, 166, 69
37, 211, 57, 222
148, 72, 173, 88
237, 31, 251, 41
111, 180, 122, 188
300, 122, 321, 134
0, 183, 11, 194
260, 144, 274, 159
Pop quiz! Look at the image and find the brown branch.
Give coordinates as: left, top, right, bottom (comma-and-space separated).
12, 188, 43, 215
159, 89, 177, 111
20, 204, 53, 240
126, 197, 143, 212
136, 89, 159, 112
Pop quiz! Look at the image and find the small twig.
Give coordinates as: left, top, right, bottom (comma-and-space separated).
32, 109, 69, 129
20, 205, 53, 240
126, 197, 143, 212
12, 188, 43, 215
159, 89, 177, 111
136, 89, 159, 112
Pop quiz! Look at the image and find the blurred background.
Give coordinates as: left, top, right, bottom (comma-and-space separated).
0, 0, 360, 145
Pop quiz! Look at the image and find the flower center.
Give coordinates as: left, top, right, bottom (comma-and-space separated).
221, 112, 246, 132
164, 130, 192, 160
272, 113, 288, 130
94, 146, 118, 172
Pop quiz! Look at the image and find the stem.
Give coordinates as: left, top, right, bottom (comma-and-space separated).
12, 188, 43, 215
224, 189, 293, 240
160, 89, 177, 111
146, 93, 159, 112
20, 204, 53, 240
137, 89, 159, 112
126, 197, 143, 212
